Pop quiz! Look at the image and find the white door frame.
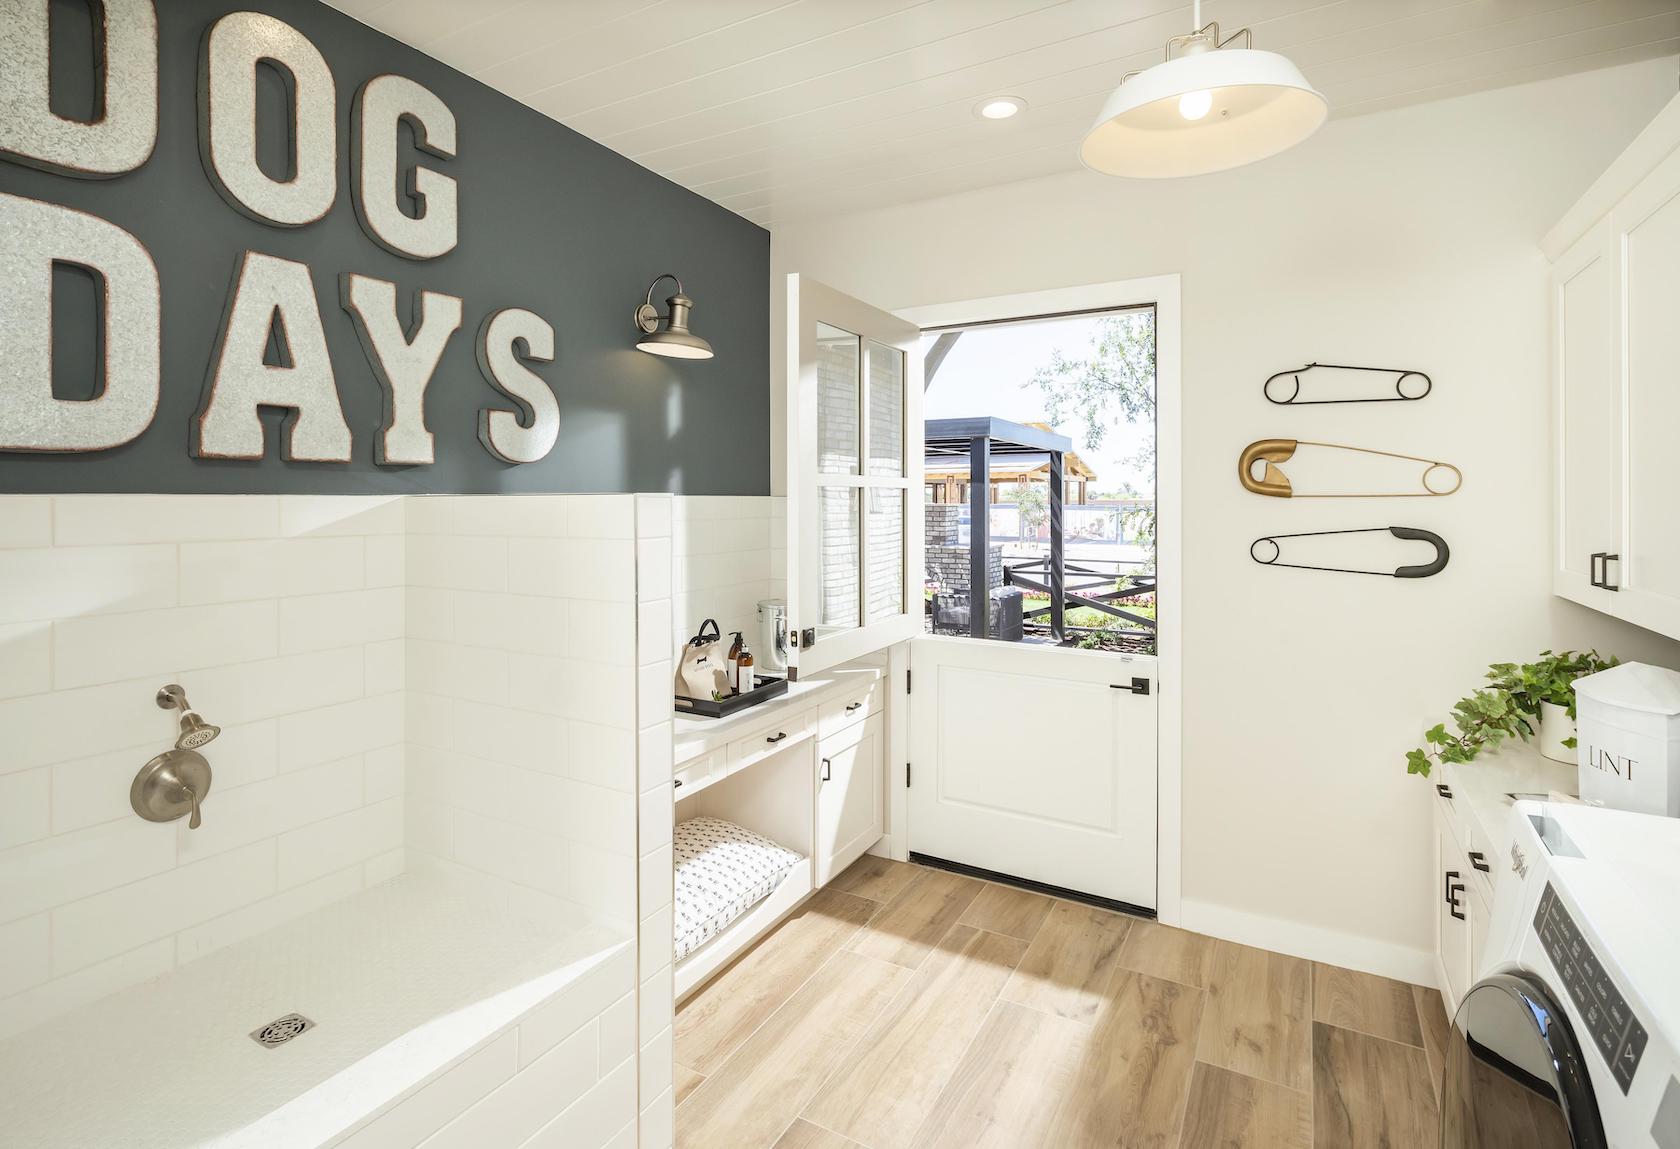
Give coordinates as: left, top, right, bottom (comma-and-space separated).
894, 275, 1183, 927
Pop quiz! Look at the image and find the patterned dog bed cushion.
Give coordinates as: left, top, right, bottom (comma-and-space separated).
674, 817, 803, 962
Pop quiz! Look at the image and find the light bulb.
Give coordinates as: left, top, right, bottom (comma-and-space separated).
1178, 89, 1213, 120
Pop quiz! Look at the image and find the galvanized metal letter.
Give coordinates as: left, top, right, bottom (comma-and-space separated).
340, 273, 462, 466
352, 74, 458, 260
476, 308, 558, 464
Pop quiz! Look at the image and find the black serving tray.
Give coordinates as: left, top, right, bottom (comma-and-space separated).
674, 674, 788, 718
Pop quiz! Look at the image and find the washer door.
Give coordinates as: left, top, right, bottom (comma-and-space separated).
1442, 972, 1606, 1149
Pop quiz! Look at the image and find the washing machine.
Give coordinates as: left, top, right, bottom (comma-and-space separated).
1442, 801, 1680, 1148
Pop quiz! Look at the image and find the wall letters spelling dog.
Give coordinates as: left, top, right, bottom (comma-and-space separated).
0, 1, 554, 467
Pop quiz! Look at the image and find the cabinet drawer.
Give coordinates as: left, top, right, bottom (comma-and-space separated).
817, 675, 885, 740
673, 750, 725, 800
728, 709, 814, 773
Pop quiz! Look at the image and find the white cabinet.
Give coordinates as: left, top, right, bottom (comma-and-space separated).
1435, 810, 1473, 1011
815, 710, 885, 885
1548, 94, 1680, 642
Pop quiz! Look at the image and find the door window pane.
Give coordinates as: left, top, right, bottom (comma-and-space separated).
819, 486, 860, 629
816, 323, 859, 475
866, 489, 904, 623
866, 340, 904, 477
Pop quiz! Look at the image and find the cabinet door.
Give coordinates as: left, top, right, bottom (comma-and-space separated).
1436, 818, 1472, 1010
1612, 149, 1680, 640
1551, 218, 1619, 612
815, 711, 885, 885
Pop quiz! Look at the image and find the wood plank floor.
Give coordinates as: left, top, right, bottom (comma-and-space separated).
676, 858, 1442, 1149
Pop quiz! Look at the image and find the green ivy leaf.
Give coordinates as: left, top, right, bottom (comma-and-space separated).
1406, 749, 1432, 776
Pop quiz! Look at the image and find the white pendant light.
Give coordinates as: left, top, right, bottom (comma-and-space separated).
1080, 1, 1326, 179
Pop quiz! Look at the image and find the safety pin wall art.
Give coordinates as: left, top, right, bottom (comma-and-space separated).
1250, 527, 1450, 579
1263, 362, 1432, 406
1238, 439, 1462, 499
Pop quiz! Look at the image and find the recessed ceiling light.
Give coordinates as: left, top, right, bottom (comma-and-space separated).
975, 96, 1026, 120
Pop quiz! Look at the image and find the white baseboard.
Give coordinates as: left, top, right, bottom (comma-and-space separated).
1180, 898, 1437, 987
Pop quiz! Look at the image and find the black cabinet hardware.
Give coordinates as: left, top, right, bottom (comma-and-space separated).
1591, 552, 1623, 592
765, 731, 787, 744
821, 758, 831, 782
1436, 783, 1453, 799
1445, 870, 1465, 920
845, 701, 863, 712
673, 778, 683, 789
1468, 851, 1489, 873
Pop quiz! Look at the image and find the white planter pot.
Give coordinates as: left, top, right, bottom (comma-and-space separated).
1538, 701, 1575, 763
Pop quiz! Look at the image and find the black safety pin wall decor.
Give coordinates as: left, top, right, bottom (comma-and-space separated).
1250, 527, 1450, 578
1263, 362, 1432, 405
1238, 439, 1462, 498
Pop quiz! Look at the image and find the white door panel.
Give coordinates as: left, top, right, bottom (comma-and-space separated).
909, 636, 1156, 909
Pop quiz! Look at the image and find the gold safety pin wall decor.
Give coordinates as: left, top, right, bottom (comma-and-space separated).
1237, 439, 1462, 499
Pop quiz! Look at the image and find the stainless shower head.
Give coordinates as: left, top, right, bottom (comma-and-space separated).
157, 685, 221, 750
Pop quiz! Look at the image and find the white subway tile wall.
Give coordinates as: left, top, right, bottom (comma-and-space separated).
634, 493, 676, 1149
403, 496, 640, 929
669, 495, 786, 657
0, 495, 410, 1034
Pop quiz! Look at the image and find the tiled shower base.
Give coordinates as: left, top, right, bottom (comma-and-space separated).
0, 864, 630, 1148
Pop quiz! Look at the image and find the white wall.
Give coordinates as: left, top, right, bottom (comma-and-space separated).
669, 495, 784, 658
771, 58, 1680, 978
0, 494, 407, 1038
402, 494, 639, 928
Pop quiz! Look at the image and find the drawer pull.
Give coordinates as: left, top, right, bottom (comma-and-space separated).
673, 779, 683, 789
821, 758, 832, 782
765, 731, 788, 745
1445, 870, 1465, 920
845, 701, 863, 712
1468, 851, 1489, 873
1436, 783, 1453, 800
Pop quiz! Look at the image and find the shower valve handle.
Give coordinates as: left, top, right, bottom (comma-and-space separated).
182, 784, 203, 830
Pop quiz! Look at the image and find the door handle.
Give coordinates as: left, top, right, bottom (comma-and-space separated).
1445, 870, 1465, 920
1602, 553, 1620, 592
821, 758, 831, 782
1110, 678, 1150, 695
1591, 552, 1605, 589
1468, 851, 1489, 873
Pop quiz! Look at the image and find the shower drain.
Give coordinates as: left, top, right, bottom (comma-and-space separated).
249, 1013, 315, 1049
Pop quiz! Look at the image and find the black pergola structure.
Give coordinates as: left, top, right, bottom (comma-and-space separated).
925, 417, 1069, 642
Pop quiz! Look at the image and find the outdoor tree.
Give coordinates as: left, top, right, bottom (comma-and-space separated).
1013, 479, 1048, 540
1029, 311, 1157, 564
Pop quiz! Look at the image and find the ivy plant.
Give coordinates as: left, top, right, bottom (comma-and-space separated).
1406, 649, 1618, 777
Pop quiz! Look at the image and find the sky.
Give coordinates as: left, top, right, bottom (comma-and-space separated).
919, 313, 1156, 497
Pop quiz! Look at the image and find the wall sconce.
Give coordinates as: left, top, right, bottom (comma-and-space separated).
634, 274, 714, 360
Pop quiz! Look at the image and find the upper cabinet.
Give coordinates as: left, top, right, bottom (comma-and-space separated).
1547, 94, 1680, 642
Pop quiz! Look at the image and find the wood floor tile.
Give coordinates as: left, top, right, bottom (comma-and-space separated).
848, 869, 984, 970
677, 888, 878, 1075
909, 1001, 1090, 1149
1000, 899, 1132, 1023
1041, 969, 1205, 1148
1313, 963, 1424, 1047
1313, 1023, 1440, 1149
678, 950, 911, 1149
1196, 940, 1313, 1092
773, 1120, 868, 1149
1412, 985, 1450, 1104
958, 883, 1054, 941
1115, 918, 1215, 988
675, 1062, 706, 1107
1439, 1043, 1561, 1149
1179, 1062, 1311, 1149
804, 925, 1029, 1149
828, 854, 923, 903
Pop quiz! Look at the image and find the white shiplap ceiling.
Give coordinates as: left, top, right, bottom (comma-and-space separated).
326, 0, 1680, 226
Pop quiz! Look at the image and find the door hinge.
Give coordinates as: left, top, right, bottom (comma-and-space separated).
1111, 678, 1150, 696
906, 762, 912, 787
906, 670, 912, 695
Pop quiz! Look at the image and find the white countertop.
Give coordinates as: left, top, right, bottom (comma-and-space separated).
674, 665, 883, 762
1443, 740, 1578, 863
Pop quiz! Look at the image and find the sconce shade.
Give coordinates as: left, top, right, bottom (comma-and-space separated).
636, 277, 714, 360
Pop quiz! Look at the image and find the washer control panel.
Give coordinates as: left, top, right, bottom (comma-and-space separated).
1536, 882, 1647, 1093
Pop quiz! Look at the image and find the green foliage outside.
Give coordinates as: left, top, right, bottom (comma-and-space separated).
1405, 649, 1618, 777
